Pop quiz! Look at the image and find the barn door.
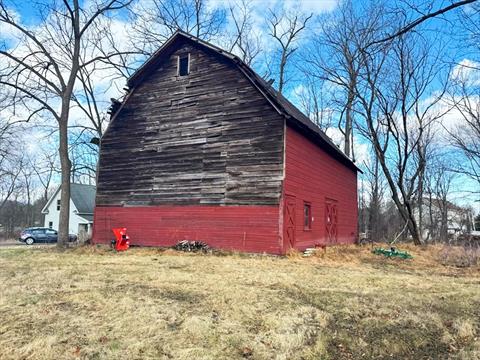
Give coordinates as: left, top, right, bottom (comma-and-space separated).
284, 195, 296, 249
325, 199, 338, 243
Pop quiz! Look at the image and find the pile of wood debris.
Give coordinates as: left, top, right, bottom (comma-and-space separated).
173, 240, 210, 253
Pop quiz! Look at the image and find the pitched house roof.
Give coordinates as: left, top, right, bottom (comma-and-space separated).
422, 197, 470, 214
119, 30, 360, 173
70, 184, 96, 214
41, 184, 96, 215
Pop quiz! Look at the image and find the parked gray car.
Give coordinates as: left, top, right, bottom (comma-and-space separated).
19, 227, 77, 245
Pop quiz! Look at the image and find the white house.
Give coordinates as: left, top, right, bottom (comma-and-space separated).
41, 184, 96, 235
416, 197, 473, 240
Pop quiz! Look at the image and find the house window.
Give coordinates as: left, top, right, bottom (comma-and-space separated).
48, 221, 53, 229
57, 199, 61, 211
304, 202, 312, 230
178, 54, 189, 76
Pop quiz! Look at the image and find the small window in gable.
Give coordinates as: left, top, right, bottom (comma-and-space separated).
57, 199, 61, 211
304, 202, 312, 231
178, 54, 190, 76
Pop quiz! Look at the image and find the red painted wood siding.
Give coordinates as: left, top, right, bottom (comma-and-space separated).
283, 126, 358, 250
93, 205, 283, 254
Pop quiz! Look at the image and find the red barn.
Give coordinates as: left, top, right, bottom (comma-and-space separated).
93, 31, 359, 254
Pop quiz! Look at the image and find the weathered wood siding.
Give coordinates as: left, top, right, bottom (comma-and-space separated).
96, 38, 284, 206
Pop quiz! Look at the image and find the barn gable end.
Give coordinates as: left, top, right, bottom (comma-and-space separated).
93, 31, 359, 254
96, 36, 285, 207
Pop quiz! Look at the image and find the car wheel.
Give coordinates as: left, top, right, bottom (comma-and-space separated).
25, 238, 34, 245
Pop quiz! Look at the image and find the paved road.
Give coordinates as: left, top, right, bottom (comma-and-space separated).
0, 241, 54, 248
0, 241, 21, 247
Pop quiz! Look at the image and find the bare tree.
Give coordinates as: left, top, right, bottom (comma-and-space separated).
302, 0, 475, 160
425, 156, 457, 242
71, 19, 138, 183
70, 128, 99, 184
0, 0, 132, 247
447, 85, 480, 191
267, 8, 312, 94
20, 164, 36, 226
0, 90, 18, 169
0, 121, 12, 172
355, 32, 448, 245
369, 0, 477, 46
0, 153, 23, 212
295, 75, 333, 131
363, 151, 387, 241
0, 96, 23, 212
131, 0, 226, 55
446, 3, 480, 192
73, 21, 133, 143
226, 0, 261, 66
0, 150, 49, 235
303, 1, 386, 158
31, 146, 57, 205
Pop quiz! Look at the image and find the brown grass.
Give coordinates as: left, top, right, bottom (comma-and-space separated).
0, 244, 479, 360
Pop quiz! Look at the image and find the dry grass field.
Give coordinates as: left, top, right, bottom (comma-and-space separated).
0, 244, 479, 360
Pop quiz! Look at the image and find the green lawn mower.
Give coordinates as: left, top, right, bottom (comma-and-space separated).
372, 247, 413, 259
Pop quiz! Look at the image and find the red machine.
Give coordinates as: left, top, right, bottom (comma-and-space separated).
112, 228, 130, 251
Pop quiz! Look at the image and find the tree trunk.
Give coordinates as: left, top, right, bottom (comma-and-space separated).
57, 0, 79, 248
57, 110, 72, 248
278, 54, 286, 94
41, 189, 49, 225
405, 200, 422, 245
95, 138, 101, 185
408, 219, 422, 245
417, 181, 424, 241
344, 75, 356, 158
428, 193, 435, 241
369, 156, 381, 241
440, 198, 448, 242
373, 145, 423, 245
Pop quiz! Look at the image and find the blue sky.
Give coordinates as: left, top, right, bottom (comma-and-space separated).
3, 0, 480, 213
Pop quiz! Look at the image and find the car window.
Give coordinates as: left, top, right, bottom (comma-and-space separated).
46, 229, 56, 235
33, 229, 45, 234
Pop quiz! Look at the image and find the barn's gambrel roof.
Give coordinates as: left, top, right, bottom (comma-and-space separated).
123, 30, 359, 172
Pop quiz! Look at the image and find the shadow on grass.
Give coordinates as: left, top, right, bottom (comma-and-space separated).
277, 283, 472, 360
